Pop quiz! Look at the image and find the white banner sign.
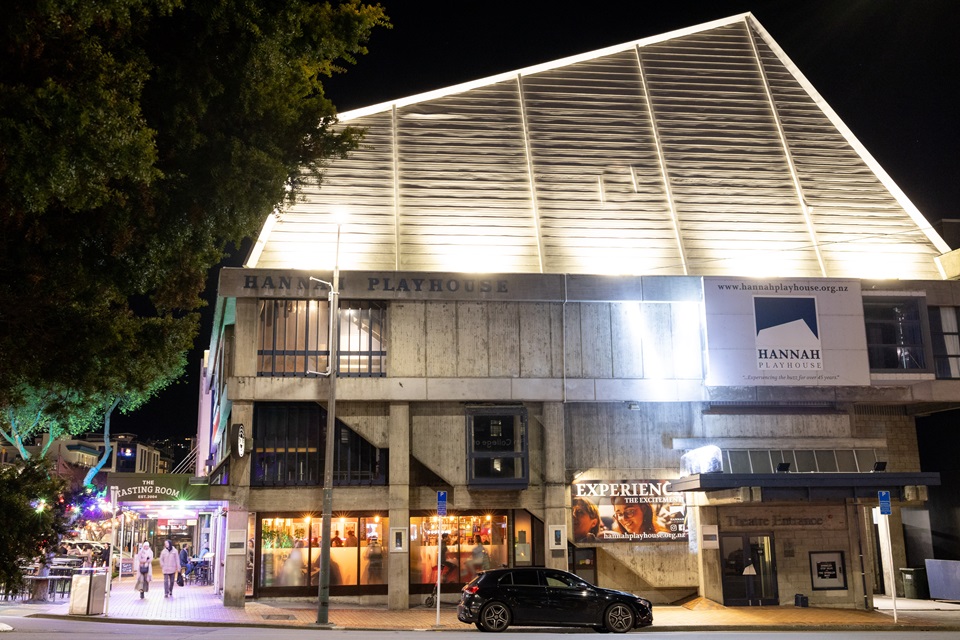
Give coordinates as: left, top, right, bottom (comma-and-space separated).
703, 278, 870, 386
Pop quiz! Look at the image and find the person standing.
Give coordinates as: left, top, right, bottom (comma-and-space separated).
439, 532, 457, 582
135, 541, 154, 599
159, 540, 179, 597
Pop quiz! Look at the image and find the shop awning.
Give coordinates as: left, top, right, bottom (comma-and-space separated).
668, 472, 940, 501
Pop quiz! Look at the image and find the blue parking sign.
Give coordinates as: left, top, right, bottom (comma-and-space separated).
438, 491, 447, 516
878, 490, 891, 515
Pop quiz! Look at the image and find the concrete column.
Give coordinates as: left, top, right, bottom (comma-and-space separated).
878, 504, 908, 597
541, 402, 567, 571
222, 402, 253, 607
388, 402, 410, 610
233, 298, 259, 377
696, 505, 723, 604
847, 502, 873, 610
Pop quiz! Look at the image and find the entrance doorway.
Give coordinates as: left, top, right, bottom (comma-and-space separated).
720, 533, 778, 606
570, 547, 596, 585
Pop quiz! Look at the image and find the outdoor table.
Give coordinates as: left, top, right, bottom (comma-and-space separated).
22, 575, 73, 601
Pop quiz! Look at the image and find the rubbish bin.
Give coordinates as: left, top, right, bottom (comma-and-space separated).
68, 573, 107, 615
900, 567, 929, 600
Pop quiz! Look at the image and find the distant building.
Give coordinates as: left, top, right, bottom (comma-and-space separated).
81, 432, 163, 475
25, 434, 101, 469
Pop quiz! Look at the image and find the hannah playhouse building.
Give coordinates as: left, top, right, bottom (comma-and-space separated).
194, 14, 956, 610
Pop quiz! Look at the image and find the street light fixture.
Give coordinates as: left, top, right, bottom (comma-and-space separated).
315, 219, 342, 625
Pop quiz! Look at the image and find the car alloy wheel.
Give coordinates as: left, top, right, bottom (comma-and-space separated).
604, 603, 635, 633
479, 601, 511, 632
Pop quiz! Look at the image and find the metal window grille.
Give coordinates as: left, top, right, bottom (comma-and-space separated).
251, 403, 388, 488
257, 299, 386, 377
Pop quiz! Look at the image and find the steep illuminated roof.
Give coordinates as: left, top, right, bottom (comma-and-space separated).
246, 13, 949, 279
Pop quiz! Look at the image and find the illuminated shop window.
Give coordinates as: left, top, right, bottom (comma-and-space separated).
257, 514, 388, 591
409, 514, 509, 586
465, 406, 528, 489
863, 298, 931, 371
257, 299, 386, 377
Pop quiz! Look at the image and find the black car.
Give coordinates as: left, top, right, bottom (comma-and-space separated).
457, 567, 653, 633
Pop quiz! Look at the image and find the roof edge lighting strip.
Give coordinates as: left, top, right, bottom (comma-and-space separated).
635, 45, 688, 276
337, 14, 752, 122
745, 17, 824, 277
746, 17, 950, 258
517, 73, 545, 274
391, 104, 401, 271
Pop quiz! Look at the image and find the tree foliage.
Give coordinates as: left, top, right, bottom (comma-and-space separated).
0, 459, 70, 590
0, 1, 388, 420
0, 351, 183, 481
1, 385, 104, 460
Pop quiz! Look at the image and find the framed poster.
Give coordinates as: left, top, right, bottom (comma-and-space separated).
390, 527, 407, 553
570, 479, 688, 543
549, 525, 567, 550
810, 551, 846, 590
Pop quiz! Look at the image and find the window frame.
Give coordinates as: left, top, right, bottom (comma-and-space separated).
929, 306, 960, 379
256, 298, 387, 378
465, 405, 529, 489
862, 296, 933, 373
250, 402, 388, 488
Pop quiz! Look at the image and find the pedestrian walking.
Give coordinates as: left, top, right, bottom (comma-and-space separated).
159, 539, 179, 597
135, 541, 154, 599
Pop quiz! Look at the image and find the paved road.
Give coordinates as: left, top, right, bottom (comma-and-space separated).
3, 617, 960, 639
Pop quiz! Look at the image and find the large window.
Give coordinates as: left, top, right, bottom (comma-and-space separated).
339, 301, 387, 376
930, 306, 960, 378
465, 406, 528, 489
722, 449, 878, 473
863, 298, 929, 371
257, 514, 388, 593
409, 514, 508, 589
251, 403, 388, 487
258, 299, 386, 377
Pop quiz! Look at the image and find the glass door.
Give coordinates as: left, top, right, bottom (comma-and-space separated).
720, 533, 778, 606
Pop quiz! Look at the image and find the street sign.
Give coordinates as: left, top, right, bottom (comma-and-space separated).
437, 491, 447, 516
878, 490, 891, 515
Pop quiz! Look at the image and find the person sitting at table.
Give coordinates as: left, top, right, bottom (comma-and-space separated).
179, 543, 194, 578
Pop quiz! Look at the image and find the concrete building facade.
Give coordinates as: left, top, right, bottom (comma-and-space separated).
192, 14, 955, 610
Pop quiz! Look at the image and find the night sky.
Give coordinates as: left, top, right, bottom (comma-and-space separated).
115, 0, 959, 441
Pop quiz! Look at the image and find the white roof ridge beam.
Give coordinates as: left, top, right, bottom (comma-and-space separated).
745, 14, 951, 259
635, 45, 688, 276
337, 14, 753, 122
391, 104, 401, 271
244, 210, 278, 267
745, 16, 826, 277
516, 74, 545, 274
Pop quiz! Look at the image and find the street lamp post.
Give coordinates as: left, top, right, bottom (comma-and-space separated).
316, 222, 341, 625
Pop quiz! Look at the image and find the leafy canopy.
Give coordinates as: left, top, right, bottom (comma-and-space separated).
0, 1, 389, 423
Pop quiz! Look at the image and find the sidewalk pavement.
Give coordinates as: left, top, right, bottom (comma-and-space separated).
4, 575, 960, 632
